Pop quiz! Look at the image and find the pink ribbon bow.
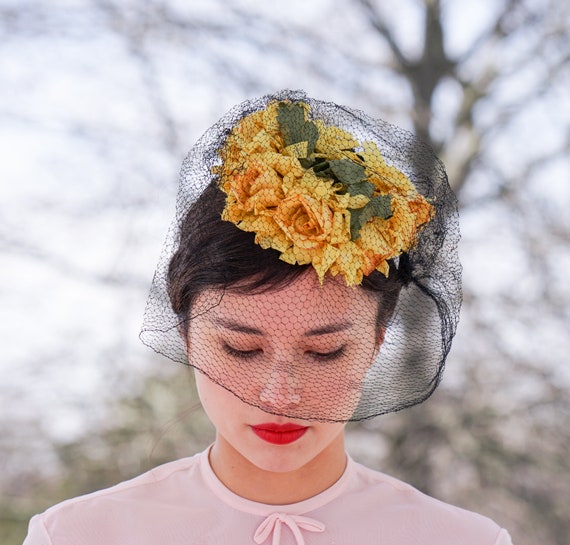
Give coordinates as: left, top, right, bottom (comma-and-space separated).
254, 512, 325, 545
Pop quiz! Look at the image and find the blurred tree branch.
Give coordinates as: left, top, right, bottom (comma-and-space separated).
2, 2, 569, 545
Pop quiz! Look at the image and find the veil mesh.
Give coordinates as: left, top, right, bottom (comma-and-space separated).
140, 90, 461, 422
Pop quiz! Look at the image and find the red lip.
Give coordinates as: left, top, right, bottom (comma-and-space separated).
251, 423, 308, 445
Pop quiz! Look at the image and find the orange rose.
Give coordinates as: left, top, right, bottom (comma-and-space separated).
274, 193, 334, 250
224, 160, 284, 214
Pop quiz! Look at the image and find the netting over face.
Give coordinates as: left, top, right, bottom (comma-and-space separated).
140, 90, 461, 422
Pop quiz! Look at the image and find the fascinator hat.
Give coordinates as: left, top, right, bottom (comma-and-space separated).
140, 90, 461, 422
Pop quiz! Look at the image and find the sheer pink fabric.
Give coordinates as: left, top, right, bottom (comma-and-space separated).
23, 448, 513, 545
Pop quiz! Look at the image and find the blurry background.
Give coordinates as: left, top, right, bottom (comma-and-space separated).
1, 1, 569, 544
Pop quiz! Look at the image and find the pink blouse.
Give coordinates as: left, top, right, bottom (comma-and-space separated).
23, 448, 513, 545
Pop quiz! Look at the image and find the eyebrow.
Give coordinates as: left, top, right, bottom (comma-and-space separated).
210, 317, 353, 337
304, 322, 353, 337
211, 317, 264, 335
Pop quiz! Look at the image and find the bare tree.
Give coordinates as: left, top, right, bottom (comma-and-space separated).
2, 1, 569, 545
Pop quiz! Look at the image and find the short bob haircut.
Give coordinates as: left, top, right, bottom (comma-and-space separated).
167, 181, 409, 335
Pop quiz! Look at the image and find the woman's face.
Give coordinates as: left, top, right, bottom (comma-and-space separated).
189, 271, 380, 474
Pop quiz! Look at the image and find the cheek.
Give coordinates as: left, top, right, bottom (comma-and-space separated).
193, 369, 212, 410
188, 329, 235, 383
194, 370, 242, 425
344, 331, 380, 378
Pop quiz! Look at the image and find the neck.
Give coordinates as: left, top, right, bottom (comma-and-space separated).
208, 433, 347, 504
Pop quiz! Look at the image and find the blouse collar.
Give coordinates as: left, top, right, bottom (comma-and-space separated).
199, 445, 353, 517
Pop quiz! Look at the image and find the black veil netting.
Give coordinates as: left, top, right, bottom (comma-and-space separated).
140, 90, 461, 422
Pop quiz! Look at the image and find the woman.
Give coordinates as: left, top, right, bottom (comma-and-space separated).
23, 91, 512, 544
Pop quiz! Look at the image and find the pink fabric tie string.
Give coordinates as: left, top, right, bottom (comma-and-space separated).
254, 512, 325, 545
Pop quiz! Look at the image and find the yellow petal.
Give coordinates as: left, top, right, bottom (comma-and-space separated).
293, 245, 313, 265
318, 244, 341, 271
283, 142, 308, 158
348, 194, 370, 209
375, 261, 390, 277
315, 120, 359, 155
330, 211, 351, 245
279, 247, 297, 264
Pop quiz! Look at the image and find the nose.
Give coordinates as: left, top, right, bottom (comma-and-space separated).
259, 366, 301, 409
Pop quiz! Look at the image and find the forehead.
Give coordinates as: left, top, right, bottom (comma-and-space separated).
196, 272, 378, 333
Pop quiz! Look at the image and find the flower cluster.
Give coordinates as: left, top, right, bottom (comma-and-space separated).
215, 100, 434, 286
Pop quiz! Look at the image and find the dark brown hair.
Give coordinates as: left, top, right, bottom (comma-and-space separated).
167, 182, 405, 332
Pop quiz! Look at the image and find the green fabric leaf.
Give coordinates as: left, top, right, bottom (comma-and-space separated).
349, 210, 362, 241
313, 159, 369, 196
312, 160, 330, 174
349, 194, 392, 240
277, 102, 318, 156
328, 160, 366, 186
367, 194, 393, 219
298, 157, 315, 169
312, 159, 372, 198
346, 180, 375, 198
313, 159, 366, 187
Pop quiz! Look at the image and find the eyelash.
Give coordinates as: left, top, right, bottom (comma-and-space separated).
310, 347, 346, 361
222, 344, 261, 360
222, 344, 346, 362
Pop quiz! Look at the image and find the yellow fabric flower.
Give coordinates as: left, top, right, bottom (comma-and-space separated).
215, 100, 434, 285
274, 193, 334, 251
314, 120, 360, 158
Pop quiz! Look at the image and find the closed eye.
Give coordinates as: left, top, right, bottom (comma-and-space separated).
222, 343, 262, 360
308, 347, 346, 361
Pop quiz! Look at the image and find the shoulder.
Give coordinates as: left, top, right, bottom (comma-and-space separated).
49, 452, 202, 508
24, 452, 206, 545
339, 460, 512, 545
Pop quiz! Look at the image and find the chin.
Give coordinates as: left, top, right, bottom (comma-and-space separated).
247, 449, 312, 474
